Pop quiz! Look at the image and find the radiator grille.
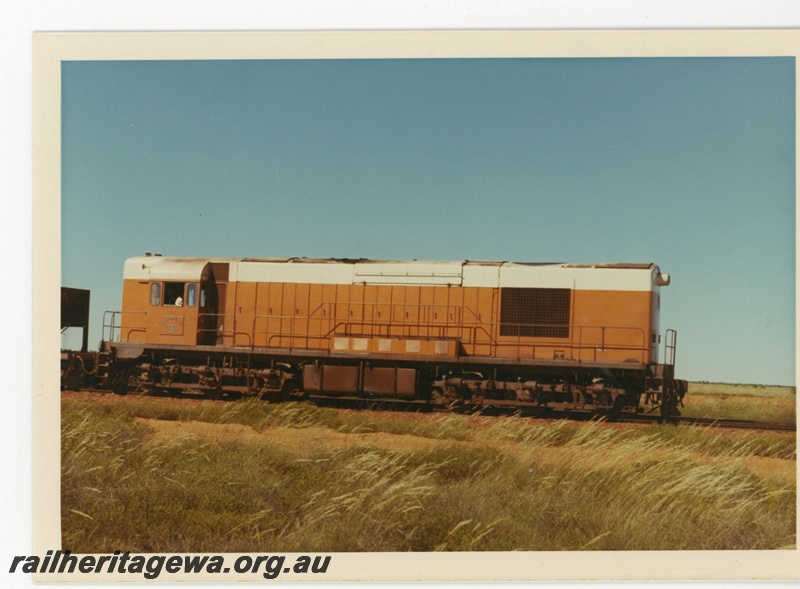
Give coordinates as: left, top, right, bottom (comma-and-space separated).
500, 288, 571, 338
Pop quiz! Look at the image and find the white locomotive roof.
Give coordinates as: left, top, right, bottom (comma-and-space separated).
123, 256, 237, 281
124, 256, 665, 291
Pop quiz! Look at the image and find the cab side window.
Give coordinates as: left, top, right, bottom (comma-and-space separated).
149, 282, 162, 306
186, 284, 198, 307
164, 282, 186, 306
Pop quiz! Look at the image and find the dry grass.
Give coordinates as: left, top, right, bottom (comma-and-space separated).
690, 382, 796, 398
682, 382, 796, 422
61, 391, 796, 553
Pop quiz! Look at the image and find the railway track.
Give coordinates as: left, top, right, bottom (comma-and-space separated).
70, 389, 796, 432
616, 414, 797, 432
307, 395, 796, 432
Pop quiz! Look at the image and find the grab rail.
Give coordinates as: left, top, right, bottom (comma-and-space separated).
104, 300, 653, 363
249, 301, 648, 362
664, 328, 677, 366
102, 310, 147, 343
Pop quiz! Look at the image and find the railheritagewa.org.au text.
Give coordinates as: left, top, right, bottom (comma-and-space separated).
10, 550, 331, 580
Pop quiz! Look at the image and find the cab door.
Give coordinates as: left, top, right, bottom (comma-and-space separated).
198, 262, 229, 346
198, 283, 219, 345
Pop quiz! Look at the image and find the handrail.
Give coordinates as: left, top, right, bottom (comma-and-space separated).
102, 310, 147, 343
248, 301, 648, 362
664, 329, 677, 366
106, 300, 652, 363
196, 311, 240, 345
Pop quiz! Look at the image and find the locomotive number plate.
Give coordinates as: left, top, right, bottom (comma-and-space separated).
159, 316, 185, 336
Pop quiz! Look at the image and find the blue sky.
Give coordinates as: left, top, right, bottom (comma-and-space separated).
61, 57, 795, 385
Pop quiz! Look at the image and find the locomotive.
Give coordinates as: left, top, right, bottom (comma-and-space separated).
63, 255, 687, 416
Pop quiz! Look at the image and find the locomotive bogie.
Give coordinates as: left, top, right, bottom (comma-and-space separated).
122, 356, 301, 400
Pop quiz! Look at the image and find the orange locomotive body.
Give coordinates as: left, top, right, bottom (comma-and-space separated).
105, 255, 684, 414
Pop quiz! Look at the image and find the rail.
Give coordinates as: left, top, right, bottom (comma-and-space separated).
620, 413, 796, 432
104, 310, 250, 346
196, 312, 241, 345
664, 329, 677, 365
103, 302, 650, 362
102, 310, 147, 343
249, 301, 648, 362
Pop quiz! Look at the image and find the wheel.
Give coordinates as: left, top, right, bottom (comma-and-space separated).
430, 387, 446, 405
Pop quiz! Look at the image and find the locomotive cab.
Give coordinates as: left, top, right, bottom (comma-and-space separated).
147, 279, 199, 344
118, 256, 228, 347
